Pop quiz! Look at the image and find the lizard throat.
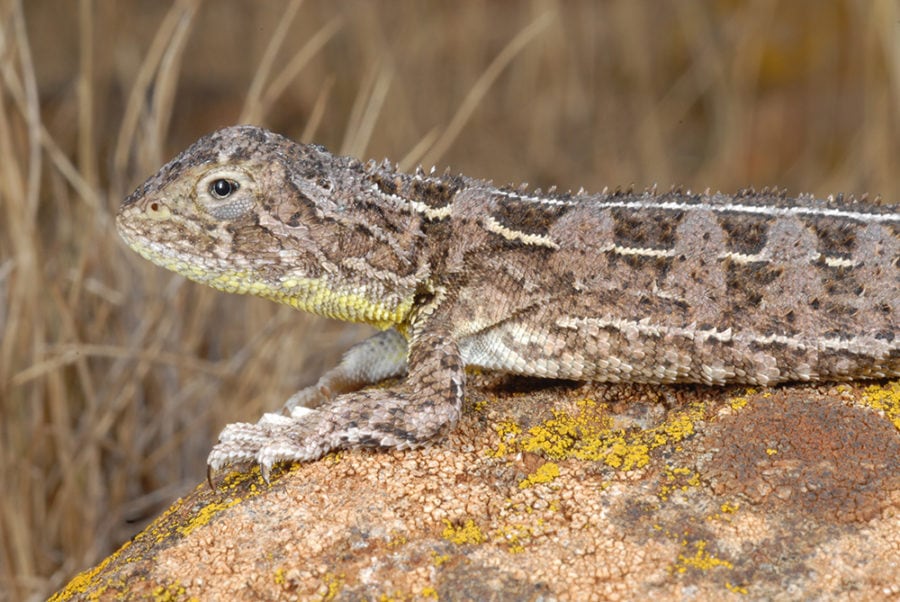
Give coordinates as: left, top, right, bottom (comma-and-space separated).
124, 239, 413, 330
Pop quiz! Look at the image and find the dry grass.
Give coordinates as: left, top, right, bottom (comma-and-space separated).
0, 0, 897, 599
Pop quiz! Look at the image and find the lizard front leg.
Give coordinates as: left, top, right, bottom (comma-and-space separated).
280, 329, 409, 412
207, 320, 465, 483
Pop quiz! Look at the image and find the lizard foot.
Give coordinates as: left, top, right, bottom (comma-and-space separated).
207, 411, 329, 485
207, 385, 462, 488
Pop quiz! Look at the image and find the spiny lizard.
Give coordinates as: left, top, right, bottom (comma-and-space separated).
117, 126, 899, 482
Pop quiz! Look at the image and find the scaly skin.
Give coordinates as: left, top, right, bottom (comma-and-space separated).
117, 126, 899, 482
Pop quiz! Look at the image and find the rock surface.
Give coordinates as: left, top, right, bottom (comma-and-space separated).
52, 377, 900, 601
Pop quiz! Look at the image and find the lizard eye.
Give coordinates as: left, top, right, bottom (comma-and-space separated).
196, 168, 255, 220
210, 179, 239, 199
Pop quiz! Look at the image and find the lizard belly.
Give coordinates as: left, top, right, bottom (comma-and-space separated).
458, 313, 899, 386
459, 319, 702, 383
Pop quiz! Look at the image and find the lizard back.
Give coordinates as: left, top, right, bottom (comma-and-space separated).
435, 184, 898, 384
117, 126, 899, 386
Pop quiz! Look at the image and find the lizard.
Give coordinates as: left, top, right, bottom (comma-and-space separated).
116, 125, 899, 483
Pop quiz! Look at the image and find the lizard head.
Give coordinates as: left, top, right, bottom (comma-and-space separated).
117, 125, 418, 328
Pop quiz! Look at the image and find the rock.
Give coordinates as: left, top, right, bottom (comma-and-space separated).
51, 378, 900, 601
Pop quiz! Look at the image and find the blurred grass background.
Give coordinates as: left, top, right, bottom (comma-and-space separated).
0, 0, 897, 598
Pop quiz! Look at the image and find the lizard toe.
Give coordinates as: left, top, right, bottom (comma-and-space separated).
255, 438, 319, 483
206, 441, 258, 473
217, 421, 273, 447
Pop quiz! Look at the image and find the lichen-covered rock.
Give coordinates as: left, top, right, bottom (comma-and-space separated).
52, 379, 900, 601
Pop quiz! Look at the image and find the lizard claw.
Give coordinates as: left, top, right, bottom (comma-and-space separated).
259, 461, 272, 484
206, 410, 326, 486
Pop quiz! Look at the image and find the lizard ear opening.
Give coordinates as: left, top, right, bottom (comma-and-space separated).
196, 167, 257, 221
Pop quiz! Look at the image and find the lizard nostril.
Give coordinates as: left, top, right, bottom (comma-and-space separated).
149, 202, 159, 212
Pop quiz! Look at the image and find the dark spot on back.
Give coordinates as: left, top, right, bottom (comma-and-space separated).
718, 214, 773, 256
611, 208, 682, 249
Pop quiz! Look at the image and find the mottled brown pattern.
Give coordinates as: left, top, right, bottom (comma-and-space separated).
717, 213, 773, 256
115, 126, 899, 477
492, 195, 572, 236
409, 175, 462, 210
611, 206, 683, 249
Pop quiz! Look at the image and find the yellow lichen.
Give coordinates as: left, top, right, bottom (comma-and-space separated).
729, 396, 748, 410
442, 519, 486, 545
518, 462, 560, 489
672, 540, 733, 573
659, 410, 697, 442
707, 500, 741, 523
46, 544, 120, 601
729, 388, 757, 410
726, 582, 749, 594
494, 523, 533, 553
177, 497, 243, 537
422, 586, 439, 599
492, 397, 706, 472
387, 531, 408, 548
323, 450, 344, 464
517, 398, 613, 461
863, 381, 900, 431
150, 582, 197, 602
177, 466, 274, 537
321, 573, 344, 601
490, 419, 522, 457
658, 465, 701, 501
51, 463, 274, 601
603, 438, 651, 470
273, 567, 286, 586
518, 406, 593, 458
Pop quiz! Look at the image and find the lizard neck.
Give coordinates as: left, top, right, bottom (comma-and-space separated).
267, 274, 417, 331
249, 155, 451, 330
